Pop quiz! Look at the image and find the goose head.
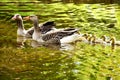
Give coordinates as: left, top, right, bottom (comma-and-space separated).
23, 15, 38, 22
12, 14, 22, 21
23, 15, 40, 32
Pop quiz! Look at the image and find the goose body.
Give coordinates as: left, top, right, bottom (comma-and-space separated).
38, 29, 80, 44
24, 15, 81, 44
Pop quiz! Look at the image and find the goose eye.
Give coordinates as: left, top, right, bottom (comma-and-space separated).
30, 15, 35, 18
16, 15, 20, 17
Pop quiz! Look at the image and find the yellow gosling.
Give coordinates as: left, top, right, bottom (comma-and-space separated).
82, 33, 88, 39
92, 35, 106, 44
87, 34, 93, 42
100, 35, 110, 43
100, 35, 106, 41
110, 37, 120, 46
79, 33, 92, 43
77, 33, 88, 41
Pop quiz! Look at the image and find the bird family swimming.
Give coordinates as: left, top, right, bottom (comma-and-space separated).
12, 14, 120, 48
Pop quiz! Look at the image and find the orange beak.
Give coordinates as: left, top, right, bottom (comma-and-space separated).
23, 16, 30, 20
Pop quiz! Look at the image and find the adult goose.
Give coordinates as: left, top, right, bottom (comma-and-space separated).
23, 15, 81, 44
12, 14, 56, 37
12, 14, 34, 37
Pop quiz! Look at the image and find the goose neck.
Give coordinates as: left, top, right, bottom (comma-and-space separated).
16, 19, 24, 30
33, 19, 39, 31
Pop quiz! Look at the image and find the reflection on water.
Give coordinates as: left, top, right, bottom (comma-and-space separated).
31, 40, 42, 48
60, 43, 75, 50
17, 36, 120, 52
16, 36, 26, 48
17, 36, 76, 51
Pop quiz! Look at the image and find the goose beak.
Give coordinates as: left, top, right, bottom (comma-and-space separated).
11, 16, 16, 20
23, 16, 30, 20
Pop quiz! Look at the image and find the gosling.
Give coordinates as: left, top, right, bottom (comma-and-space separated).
110, 37, 120, 46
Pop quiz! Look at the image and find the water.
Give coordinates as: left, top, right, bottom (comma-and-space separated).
0, 1, 120, 80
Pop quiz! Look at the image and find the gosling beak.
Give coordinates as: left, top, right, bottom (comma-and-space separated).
23, 16, 30, 20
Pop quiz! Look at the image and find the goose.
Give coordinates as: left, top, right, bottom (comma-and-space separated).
110, 37, 120, 46
11, 14, 34, 37
12, 14, 56, 37
23, 15, 81, 44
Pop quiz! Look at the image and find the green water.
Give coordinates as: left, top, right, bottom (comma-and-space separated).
0, 1, 120, 80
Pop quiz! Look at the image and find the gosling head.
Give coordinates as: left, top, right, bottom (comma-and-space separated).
110, 37, 116, 42
11, 14, 22, 20
87, 34, 93, 42
91, 34, 96, 43
109, 37, 116, 47
100, 35, 106, 41
82, 33, 88, 39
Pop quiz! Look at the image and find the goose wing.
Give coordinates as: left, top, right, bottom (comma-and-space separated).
26, 27, 34, 35
44, 36, 61, 45
42, 29, 79, 41
63, 28, 78, 31
40, 21, 56, 34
